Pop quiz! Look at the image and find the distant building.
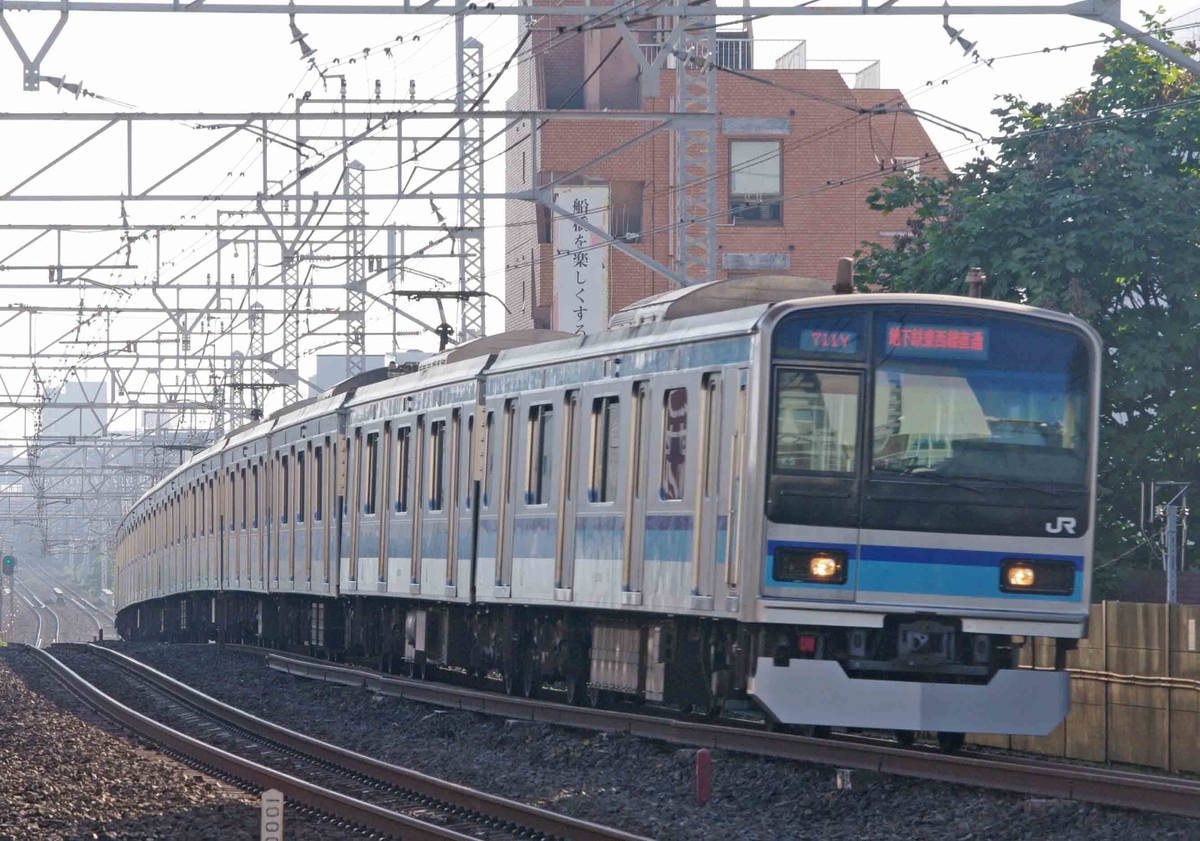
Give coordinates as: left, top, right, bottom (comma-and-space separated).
43, 380, 108, 439
504, 25, 944, 332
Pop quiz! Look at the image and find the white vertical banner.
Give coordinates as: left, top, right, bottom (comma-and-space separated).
553, 185, 610, 336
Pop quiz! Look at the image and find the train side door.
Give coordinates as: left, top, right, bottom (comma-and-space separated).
689, 373, 724, 610
554, 390, 581, 599
494, 398, 518, 597
622, 380, 651, 605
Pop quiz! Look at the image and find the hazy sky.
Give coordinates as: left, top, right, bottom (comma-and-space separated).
0, 0, 1194, 437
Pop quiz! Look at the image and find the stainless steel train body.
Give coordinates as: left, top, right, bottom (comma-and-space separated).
115, 291, 1101, 736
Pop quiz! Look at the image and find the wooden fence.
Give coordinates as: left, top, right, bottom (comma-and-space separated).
970, 602, 1200, 771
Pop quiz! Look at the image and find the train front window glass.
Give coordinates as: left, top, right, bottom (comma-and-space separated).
773, 371, 859, 474
871, 317, 1090, 485
365, 432, 379, 515
661, 388, 688, 501
526, 404, 554, 505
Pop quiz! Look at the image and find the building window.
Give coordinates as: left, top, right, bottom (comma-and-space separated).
661, 388, 687, 501
730, 140, 782, 224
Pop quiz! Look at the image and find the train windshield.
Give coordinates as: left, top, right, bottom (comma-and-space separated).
767, 306, 1094, 535
870, 315, 1090, 486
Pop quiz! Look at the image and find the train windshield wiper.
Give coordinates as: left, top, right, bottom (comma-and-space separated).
872, 465, 983, 494
965, 477, 1073, 498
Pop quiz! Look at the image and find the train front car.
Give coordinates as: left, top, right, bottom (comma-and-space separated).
747, 295, 1101, 742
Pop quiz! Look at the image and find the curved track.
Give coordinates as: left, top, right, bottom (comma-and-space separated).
33, 643, 649, 841
243, 645, 1200, 820
23, 565, 113, 642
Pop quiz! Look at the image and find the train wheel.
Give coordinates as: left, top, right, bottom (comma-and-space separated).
503, 663, 523, 696
894, 730, 916, 748
522, 655, 541, 699
565, 674, 587, 706
936, 732, 965, 753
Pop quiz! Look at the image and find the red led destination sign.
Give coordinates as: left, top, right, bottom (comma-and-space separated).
800, 329, 859, 354
886, 323, 989, 358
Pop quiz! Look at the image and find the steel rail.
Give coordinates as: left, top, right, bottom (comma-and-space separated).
27, 644, 638, 841
249, 646, 1200, 820
75, 644, 650, 841
13, 589, 44, 647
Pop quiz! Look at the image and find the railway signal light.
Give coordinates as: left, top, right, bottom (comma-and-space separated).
1, 554, 14, 576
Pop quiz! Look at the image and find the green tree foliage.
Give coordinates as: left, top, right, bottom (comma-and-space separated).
856, 20, 1200, 595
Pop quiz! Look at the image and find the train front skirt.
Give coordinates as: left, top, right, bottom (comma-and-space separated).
748, 658, 1070, 735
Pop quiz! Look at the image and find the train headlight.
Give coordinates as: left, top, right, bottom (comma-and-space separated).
809, 555, 841, 580
1000, 559, 1076, 595
772, 546, 849, 585
1006, 564, 1036, 589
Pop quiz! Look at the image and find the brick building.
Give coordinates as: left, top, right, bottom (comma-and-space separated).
504, 23, 946, 332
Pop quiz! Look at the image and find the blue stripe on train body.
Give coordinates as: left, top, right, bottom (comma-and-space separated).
643, 514, 693, 562
765, 540, 1084, 602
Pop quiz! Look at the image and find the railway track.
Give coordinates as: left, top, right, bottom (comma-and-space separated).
16, 579, 62, 647
27, 564, 114, 638
10, 582, 45, 647
239, 645, 1200, 820
31, 643, 650, 841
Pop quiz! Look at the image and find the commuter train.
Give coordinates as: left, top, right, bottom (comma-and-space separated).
115, 275, 1101, 746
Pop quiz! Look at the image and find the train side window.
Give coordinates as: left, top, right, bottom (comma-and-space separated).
297, 450, 307, 524
483, 411, 494, 508
661, 388, 688, 501
502, 401, 516, 505
252, 463, 260, 529
396, 428, 410, 513
632, 383, 650, 500
209, 479, 215, 534
192, 487, 198, 538
240, 467, 248, 529
314, 446, 324, 522
589, 396, 620, 503
365, 431, 379, 515
563, 392, 578, 501
430, 420, 446, 511
281, 455, 290, 524
702, 376, 720, 499
526, 404, 554, 505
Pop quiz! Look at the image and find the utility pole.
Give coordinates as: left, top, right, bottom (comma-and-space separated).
1143, 481, 1191, 605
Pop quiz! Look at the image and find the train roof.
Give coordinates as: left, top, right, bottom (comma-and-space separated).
608, 274, 838, 328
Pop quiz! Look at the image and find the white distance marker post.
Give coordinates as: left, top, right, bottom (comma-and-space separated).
261, 788, 284, 841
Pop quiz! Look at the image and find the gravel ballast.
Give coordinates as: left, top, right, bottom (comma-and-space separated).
114, 642, 1200, 840
0, 647, 335, 840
